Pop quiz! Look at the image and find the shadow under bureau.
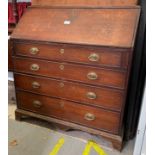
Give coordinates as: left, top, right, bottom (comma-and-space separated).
11, 6, 140, 150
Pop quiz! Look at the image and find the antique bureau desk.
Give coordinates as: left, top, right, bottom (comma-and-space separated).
11, 3, 140, 150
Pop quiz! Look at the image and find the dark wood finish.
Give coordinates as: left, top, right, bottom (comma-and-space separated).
15, 108, 123, 150
14, 73, 124, 111
32, 0, 138, 7
8, 39, 14, 71
11, 7, 140, 151
14, 42, 129, 69
11, 8, 140, 48
16, 91, 120, 134
13, 57, 127, 89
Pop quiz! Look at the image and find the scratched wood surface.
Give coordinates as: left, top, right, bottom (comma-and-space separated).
11, 7, 140, 48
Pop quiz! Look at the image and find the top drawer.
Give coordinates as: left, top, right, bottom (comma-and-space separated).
13, 42, 130, 69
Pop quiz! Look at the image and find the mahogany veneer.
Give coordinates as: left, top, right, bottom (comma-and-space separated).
14, 73, 124, 111
12, 7, 139, 47
11, 7, 140, 150
8, 39, 13, 71
14, 42, 129, 69
32, 0, 138, 7
16, 91, 120, 133
13, 57, 127, 89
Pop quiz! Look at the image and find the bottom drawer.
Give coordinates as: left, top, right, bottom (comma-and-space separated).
16, 91, 120, 134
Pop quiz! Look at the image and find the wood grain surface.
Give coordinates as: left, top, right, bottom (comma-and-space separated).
13, 56, 127, 89
14, 73, 124, 111
16, 90, 120, 134
32, 0, 138, 7
11, 7, 140, 48
14, 41, 130, 69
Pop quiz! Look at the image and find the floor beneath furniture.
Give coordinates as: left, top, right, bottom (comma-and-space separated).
8, 81, 135, 155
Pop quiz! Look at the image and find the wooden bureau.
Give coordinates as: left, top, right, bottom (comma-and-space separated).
11, 6, 140, 150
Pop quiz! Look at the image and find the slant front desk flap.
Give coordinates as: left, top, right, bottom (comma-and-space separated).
32, 0, 138, 7
11, 7, 140, 48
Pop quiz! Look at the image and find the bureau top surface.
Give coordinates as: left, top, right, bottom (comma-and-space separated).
11, 7, 140, 48
32, 0, 138, 7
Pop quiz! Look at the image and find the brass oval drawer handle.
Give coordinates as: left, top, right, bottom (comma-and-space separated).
86, 92, 97, 100
87, 72, 98, 80
60, 49, 65, 54
30, 47, 39, 55
32, 81, 40, 89
88, 53, 100, 62
30, 64, 40, 71
84, 113, 95, 121
33, 100, 42, 108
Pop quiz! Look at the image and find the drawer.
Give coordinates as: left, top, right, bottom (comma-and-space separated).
14, 74, 124, 111
14, 42, 129, 69
13, 57, 127, 89
16, 91, 120, 134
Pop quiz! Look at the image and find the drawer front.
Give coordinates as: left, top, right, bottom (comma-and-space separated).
14, 42, 129, 68
13, 57, 126, 89
16, 91, 120, 134
14, 74, 124, 111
